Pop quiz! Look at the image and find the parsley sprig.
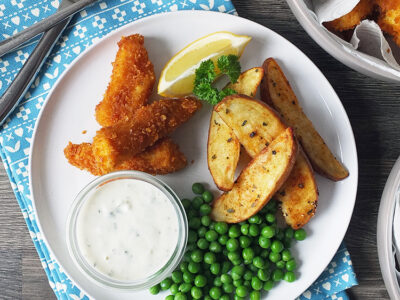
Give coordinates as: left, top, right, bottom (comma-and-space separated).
193, 55, 241, 105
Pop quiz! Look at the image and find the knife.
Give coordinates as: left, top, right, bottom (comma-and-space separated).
0, 0, 97, 126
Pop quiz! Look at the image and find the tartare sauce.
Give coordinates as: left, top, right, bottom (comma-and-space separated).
76, 178, 179, 281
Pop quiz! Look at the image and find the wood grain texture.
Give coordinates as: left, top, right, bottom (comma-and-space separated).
0, 0, 397, 298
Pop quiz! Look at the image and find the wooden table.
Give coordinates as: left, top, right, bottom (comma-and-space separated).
0, 0, 397, 299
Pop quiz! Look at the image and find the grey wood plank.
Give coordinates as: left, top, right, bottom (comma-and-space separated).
0, 0, 397, 299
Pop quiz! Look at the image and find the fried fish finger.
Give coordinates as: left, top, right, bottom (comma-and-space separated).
64, 138, 187, 176
92, 97, 201, 172
95, 34, 156, 127
377, 0, 400, 46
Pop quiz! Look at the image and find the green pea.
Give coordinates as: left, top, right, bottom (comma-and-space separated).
181, 198, 191, 210
186, 244, 196, 252
193, 274, 207, 287
228, 251, 241, 262
174, 292, 187, 300
192, 183, 205, 194
172, 270, 183, 283
149, 284, 160, 295
223, 283, 234, 293
276, 260, 286, 269
232, 259, 242, 266
221, 274, 232, 284
200, 204, 212, 216
269, 252, 281, 263
260, 249, 270, 258
283, 237, 292, 249
210, 262, 221, 275
191, 250, 203, 263
226, 238, 240, 252
234, 295, 245, 300
197, 238, 209, 250
284, 271, 296, 282
264, 200, 277, 212
218, 235, 229, 245
183, 271, 195, 283
242, 248, 255, 261
249, 224, 259, 237
248, 215, 262, 224
209, 222, 216, 230
215, 222, 228, 234
209, 241, 222, 253
180, 262, 189, 273
276, 229, 285, 240
244, 280, 251, 287
235, 285, 248, 297
271, 240, 284, 253
231, 265, 245, 280
272, 269, 284, 281
221, 261, 232, 274
265, 213, 276, 223
222, 248, 229, 256
204, 252, 216, 264
253, 256, 265, 269
205, 230, 218, 242
251, 276, 263, 290
166, 295, 175, 300
209, 286, 222, 299
286, 259, 297, 271
261, 226, 275, 238
243, 270, 253, 281
282, 249, 292, 261
188, 230, 198, 244
197, 226, 207, 237
187, 209, 197, 218
188, 261, 200, 273
229, 225, 241, 238
257, 269, 269, 281
263, 280, 274, 291
179, 282, 192, 293
160, 278, 173, 290
248, 264, 258, 272
170, 283, 179, 294
202, 191, 214, 203
214, 276, 222, 287
220, 295, 230, 300
201, 215, 211, 226
189, 217, 201, 229
258, 236, 271, 249
240, 224, 250, 235
204, 296, 213, 300
233, 279, 244, 287
191, 286, 203, 299
239, 236, 252, 249
294, 228, 307, 241
250, 290, 261, 300
285, 227, 294, 239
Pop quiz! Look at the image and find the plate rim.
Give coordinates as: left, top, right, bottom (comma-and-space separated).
28, 9, 359, 299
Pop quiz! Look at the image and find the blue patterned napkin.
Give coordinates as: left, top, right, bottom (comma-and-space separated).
0, 0, 357, 299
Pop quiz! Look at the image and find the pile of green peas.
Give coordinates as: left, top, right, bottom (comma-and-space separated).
149, 183, 307, 300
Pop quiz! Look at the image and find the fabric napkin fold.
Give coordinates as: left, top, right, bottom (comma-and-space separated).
0, 0, 357, 299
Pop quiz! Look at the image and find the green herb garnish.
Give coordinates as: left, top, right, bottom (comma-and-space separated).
193, 55, 241, 105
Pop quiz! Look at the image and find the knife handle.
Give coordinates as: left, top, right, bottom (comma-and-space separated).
0, 17, 71, 126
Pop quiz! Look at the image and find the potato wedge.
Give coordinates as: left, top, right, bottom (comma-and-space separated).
215, 95, 318, 228
226, 67, 264, 97
211, 128, 297, 223
208, 111, 240, 191
260, 58, 349, 181
276, 150, 318, 229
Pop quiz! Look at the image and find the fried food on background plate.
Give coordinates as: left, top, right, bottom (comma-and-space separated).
92, 97, 201, 173
64, 138, 187, 176
95, 34, 156, 127
377, 0, 400, 46
324, 0, 375, 32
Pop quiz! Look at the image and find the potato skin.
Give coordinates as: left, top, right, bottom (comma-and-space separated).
226, 67, 264, 97
207, 111, 240, 191
211, 128, 298, 223
261, 58, 349, 181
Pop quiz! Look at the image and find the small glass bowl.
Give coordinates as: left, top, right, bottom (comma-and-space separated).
66, 171, 188, 290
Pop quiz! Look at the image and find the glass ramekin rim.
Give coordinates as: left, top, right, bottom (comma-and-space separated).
66, 170, 188, 290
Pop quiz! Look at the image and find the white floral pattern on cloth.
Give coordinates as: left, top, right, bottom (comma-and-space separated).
0, 0, 357, 299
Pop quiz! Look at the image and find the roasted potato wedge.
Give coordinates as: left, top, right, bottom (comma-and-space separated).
208, 111, 240, 191
226, 67, 264, 97
215, 95, 318, 228
261, 58, 349, 181
211, 128, 297, 223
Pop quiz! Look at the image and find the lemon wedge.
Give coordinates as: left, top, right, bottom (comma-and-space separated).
158, 31, 252, 97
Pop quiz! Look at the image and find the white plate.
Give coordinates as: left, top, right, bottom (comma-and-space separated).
29, 10, 358, 300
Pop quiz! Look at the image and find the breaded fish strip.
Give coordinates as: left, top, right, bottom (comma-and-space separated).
64, 138, 187, 176
92, 97, 201, 172
377, 0, 400, 46
95, 34, 156, 127
324, 0, 374, 32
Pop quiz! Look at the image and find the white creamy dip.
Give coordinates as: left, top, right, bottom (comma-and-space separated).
76, 178, 179, 282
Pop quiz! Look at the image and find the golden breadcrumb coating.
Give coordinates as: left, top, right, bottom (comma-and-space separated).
324, 0, 374, 32
377, 0, 400, 46
95, 34, 156, 127
64, 138, 187, 176
92, 97, 201, 173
